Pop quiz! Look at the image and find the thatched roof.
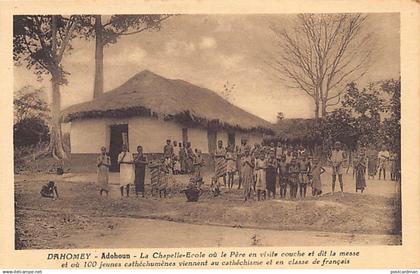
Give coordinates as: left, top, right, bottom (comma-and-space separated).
62, 70, 274, 134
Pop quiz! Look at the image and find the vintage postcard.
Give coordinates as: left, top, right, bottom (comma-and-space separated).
0, 0, 419, 271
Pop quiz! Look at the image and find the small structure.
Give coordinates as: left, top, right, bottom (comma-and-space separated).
62, 70, 273, 172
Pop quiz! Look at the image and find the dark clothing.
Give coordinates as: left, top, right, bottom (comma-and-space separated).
134, 154, 147, 193
163, 144, 174, 158
40, 184, 58, 198
266, 158, 277, 194
355, 159, 367, 191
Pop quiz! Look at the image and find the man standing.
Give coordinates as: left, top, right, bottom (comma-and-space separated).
329, 141, 347, 196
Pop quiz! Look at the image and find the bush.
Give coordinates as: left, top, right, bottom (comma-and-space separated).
13, 117, 50, 148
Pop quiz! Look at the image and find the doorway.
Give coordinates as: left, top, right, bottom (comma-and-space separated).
109, 124, 128, 172
228, 132, 236, 148
207, 129, 217, 155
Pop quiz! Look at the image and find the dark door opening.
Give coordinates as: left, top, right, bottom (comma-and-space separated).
207, 129, 217, 155
228, 132, 235, 148
109, 124, 128, 172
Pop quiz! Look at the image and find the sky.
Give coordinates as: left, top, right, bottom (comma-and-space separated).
14, 13, 400, 122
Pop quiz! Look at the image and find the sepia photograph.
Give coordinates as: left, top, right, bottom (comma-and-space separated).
12, 13, 402, 250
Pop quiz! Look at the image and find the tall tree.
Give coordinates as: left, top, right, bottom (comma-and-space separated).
269, 14, 372, 119
82, 15, 173, 98
13, 15, 80, 159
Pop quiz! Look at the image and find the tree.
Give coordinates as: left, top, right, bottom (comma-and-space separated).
78, 15, 173, 98
14, 86, 50, 148
380, 79, 400, 152
269, 14, 372, 119
341, 82, 385, 145
14, 117, 50, 148
13, 15, 80, 159
14, 86, 49, 124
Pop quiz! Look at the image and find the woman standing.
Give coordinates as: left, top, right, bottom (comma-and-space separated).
118, 144, 134, 197
134, 145, 147, 198
242, 147, 255, 201
266, 150, 278, 199
214, 140, 227, 186
97, 146, 111, 196
355, 152, 367, 193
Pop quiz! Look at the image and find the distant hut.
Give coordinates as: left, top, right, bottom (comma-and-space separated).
62, 70, 273, 172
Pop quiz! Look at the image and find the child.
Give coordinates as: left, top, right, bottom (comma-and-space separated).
226, 146, 237, 189
97, 146, 110, 196
278, 155, 288, 199
298, 152, 311, 198
210, 176, 221, 197
288, 152, 300, 199
40, 181, 59, 199
311, 158, 325, 197
255, 153, 267, 201
173, 155, 181, 175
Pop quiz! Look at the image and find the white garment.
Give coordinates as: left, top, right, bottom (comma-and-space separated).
118, 152, 134, 187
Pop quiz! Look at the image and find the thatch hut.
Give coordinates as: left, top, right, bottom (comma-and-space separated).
62, 70, 274, 172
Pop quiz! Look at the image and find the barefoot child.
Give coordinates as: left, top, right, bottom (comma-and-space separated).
298, 152, 311, 198
40, 181, 59, 199
97, 146, 111, 196
288, 153, 300, 199
278, 155, 288, 198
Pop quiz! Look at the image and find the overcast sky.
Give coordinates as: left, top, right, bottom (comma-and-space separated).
14, 13, 400, 122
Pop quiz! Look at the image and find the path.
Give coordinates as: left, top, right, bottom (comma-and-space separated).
53, 216, 400, 249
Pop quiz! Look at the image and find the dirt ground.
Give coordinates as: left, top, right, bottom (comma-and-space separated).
14, 169, 401, 249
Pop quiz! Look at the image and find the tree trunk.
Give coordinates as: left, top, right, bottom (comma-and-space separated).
321, 99, 327, 118
93, 15, 104, 98
50, 71, 67, 160
314, 101, 320, 120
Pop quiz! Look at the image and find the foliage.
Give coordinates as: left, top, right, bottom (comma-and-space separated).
13, 15, 80, 84
273, 79, 400, 155
77, 15, 173, 45
14, 86, 50, 123
380, 79, 401, 152
14, 117, 50, 148
14, 86, 50, 148
341, 82, 386, 146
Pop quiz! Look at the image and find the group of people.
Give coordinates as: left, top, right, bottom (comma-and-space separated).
361, 144, 399, 181
212, 138, 337, 201
97, 144, 149, 197
94, 136, 399, 201
163, 139, 204, 176
96, 139, 205, 198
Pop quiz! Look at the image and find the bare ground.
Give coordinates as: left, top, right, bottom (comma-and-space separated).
14, 169, 401, 249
